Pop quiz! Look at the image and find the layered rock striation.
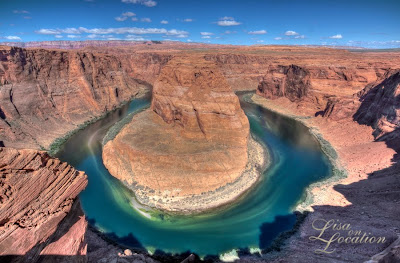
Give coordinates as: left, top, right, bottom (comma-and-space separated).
257, 65, 310, 101
2, 44, 400, 152
354, 69, 400, 139
103, 57, 265, 213
0, 46, 150, 150
0, 147, 88, 262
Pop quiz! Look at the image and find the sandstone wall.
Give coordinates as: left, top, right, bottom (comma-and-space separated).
0, 147, 88, 262
0, 46, 152, 150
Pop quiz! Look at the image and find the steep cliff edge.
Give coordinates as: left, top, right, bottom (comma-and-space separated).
257, 65, 310, 101
1, 45, 399, 152
0, 147, 88, 262
319, 69, 400, 140
354, 69, 400, 139
103, 57, 265, 213
0, 46, 150, 151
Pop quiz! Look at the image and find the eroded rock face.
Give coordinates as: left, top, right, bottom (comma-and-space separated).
102, 57, 265, 213
257, 65, 310, 101
320, 69, 400, 140
151, 57, 250, 142
321, 96, 361, 121
354, 70, 400, 138
2, 44, 400, 151
0, 147, 88, 261
0, 46, 150, 150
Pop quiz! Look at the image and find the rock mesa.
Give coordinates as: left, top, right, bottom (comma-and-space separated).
103, 57, 264, 213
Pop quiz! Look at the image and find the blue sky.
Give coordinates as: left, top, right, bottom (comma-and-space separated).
0, 0, 399, 48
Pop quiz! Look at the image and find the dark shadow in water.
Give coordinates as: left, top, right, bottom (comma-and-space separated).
261, 82, 400, 261
237, 93, 321, 152
86, 218, 145, 250
86, 218, 213, 262
259, 214, 297, 250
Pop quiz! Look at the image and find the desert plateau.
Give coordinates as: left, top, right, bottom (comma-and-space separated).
0, 0, 399, 262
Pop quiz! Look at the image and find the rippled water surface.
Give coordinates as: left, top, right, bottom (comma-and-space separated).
56, 92, 331, 257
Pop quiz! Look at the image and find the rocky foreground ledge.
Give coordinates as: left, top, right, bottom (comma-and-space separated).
0, 147, 88, 262
103, 57, 267, 213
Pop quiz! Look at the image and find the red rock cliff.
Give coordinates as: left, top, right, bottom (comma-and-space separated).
0, 147, 88, 262
0, 46, 152, 150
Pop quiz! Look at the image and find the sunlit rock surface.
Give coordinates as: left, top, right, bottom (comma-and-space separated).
103, 57, 266, 213
0, 147, 88, 262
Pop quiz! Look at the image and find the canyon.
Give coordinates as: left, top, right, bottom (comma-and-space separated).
0, 41, 399, 262
1, 43, 399, 152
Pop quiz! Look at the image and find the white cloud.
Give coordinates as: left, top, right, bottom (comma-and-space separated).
165, 29, 189, 37
329, 34, 343, 39
187, 39, 192, 42
274, 37, 282, 40
257, 40, 264, 43
183, 18, 193, 22
217, 17, 241, 26
87, 34, 99, 38
248, 30, 267, 35
4, 36, 22, 40
294, 35, 305, 39
141, 18, 152, 22
218, 20, 241, 26
67, 35, 80, 39
116, 11, 136, 22
160, 20, 168, 24
87, 34, 116, 39
132, 17, 138, 21
122, 12, 135, 17
13, 10, 29, 14
115, 16, 128, 21
201, 36, 211, 39
200, 32, 214, 36
126, 35, 147, 41
55, 35, 63, 38
285, 30, 299, 36
224, 30, 236, 34
63, 28, 81, 34
35, 29, 60, 35
36, 27, 189, 37
121, 0, 157, 7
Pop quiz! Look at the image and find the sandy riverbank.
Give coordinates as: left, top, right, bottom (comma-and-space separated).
246, 94, 399, 262
249, 93, 395, 210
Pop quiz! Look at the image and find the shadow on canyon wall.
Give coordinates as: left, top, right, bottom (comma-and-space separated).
0, 201, 87, 263
273, 75, 400, 261
290, 130, 400, 262
2, 142, 398, 263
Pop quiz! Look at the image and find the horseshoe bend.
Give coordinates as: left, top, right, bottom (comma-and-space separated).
0, 31, 400, 263
102, 57, 267, 213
